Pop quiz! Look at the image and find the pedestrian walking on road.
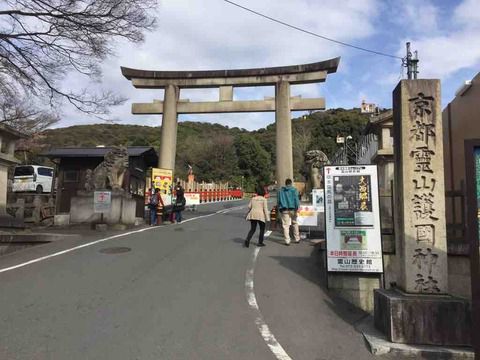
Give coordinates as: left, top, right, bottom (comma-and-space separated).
244, 185, 270, 248
277, 178, 300, 245
175, 182, 184, 197
149, 188, 164, 226
173, 189, 186, 223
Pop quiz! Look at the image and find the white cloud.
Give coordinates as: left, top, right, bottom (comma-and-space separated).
454, 0, 480, 27
384, 0, 440, 35
408, 30, 480, 79
58, 0, 381, 128
376, 0, 480, 89
393, 0, 480, 80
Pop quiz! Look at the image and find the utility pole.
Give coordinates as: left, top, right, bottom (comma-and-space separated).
404, 42, 419, 80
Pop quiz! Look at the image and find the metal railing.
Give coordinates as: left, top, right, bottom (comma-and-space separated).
330, 133, 379, 165
356, 133, 378, 165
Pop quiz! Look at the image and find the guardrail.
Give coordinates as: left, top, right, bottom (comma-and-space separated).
198, 189, 243, 203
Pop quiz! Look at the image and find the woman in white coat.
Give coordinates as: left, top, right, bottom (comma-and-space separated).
245, 185, 270, 248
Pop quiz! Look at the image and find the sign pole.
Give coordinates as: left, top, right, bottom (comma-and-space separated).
94, 191, 112, 223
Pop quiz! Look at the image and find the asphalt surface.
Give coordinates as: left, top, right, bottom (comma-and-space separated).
0, 200, 387, 359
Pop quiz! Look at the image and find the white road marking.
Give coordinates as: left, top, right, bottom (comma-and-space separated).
0, 205, 246, 274
245, 237, 292, 360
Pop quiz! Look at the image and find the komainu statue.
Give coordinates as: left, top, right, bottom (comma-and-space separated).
86, 146, 129, 191
304, 150, 329, 190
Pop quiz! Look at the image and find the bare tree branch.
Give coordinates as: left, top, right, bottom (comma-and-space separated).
0, 0, 157, 118
0, 86, 59, 135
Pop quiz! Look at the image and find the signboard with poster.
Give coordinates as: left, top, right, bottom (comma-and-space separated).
94, 191, 111, 213
184, 192, 201, 206
312, 189, 325, 212
151, 168, 173, 205
297, 205, 318, 226
324, 165, 383, 273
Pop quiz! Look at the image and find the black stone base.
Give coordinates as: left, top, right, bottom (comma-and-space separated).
374, 288, 471, 346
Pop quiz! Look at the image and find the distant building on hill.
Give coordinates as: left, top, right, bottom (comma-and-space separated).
360, 100, 378, 114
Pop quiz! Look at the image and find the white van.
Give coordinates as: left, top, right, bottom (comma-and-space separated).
12, 165, 54, 193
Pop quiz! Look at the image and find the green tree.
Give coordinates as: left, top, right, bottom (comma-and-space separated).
234, 134, 272, 191
308, 109, 369, 159
38, 108, 372, 183
177, 134, 239, 183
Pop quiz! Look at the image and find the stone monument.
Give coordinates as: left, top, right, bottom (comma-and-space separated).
0, 125, 25, 227
374, 79, 471, 346
70, 146, 137, 226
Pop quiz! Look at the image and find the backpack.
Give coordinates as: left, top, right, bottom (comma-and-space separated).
175, 196, 186, 210
150, 193, 159, 206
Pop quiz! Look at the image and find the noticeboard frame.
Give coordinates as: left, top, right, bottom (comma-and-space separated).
323, 164, 384, 275
93, 191, 112, 214
151, 167, 174, 206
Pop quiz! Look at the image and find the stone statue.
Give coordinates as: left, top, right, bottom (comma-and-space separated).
85, 146, 129, 191
304, 150, 329, 190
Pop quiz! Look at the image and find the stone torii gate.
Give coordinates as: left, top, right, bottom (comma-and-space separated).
121, 57, 339, 186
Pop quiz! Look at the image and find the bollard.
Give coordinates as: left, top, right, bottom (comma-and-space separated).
156, 205, 164, 225
270, 205, 277, 230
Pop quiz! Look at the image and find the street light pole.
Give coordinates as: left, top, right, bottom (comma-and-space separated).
345, 135, 353, 165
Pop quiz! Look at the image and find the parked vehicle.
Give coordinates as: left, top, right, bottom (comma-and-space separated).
12, 165, 54, 194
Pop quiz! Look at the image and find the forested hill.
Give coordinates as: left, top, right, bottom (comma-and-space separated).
35, 108, 372, 189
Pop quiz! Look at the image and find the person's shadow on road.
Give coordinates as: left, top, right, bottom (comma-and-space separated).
232, 237, 245, 245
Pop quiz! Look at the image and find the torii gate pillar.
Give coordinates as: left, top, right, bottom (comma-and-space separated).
275, 80, 293, 185
159, 84, 179, 169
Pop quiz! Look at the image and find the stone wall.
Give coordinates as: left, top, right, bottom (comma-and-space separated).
70, 192, 137, 225
448, 255, 471, 299
443, 72, 480, 198
327, 273, 381, 313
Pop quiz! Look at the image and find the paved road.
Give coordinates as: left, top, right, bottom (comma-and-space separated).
0, 200, 386, 359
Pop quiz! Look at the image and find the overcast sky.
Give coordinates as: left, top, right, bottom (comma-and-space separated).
59, 0, 480, 131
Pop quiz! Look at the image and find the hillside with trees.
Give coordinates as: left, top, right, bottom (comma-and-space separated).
25, 109, 371, 190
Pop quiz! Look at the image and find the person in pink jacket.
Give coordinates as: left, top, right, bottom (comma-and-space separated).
245, 185, 270, 248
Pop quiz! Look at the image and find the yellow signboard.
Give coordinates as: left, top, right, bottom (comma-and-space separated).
151, 168, 173, 205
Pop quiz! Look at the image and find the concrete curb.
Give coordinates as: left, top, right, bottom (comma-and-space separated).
0, 233, 80, 243
357, 316, 474, 359
0, 233, 82, 257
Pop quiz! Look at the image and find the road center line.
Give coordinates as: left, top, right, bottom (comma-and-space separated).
0, 205, 245, 274
245, 241, 292, 360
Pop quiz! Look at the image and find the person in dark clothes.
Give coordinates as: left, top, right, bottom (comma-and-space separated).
172, 188, 186, 223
